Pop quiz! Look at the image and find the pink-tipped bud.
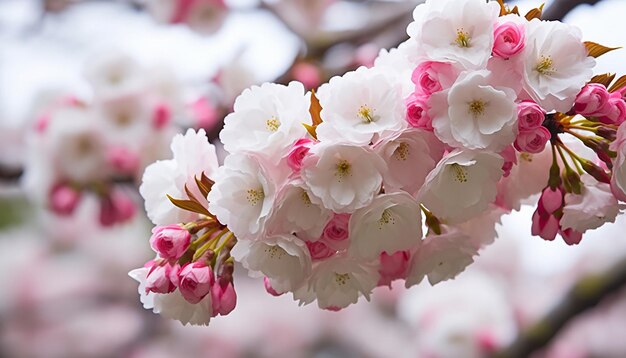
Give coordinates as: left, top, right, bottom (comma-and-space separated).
191, 97, 219, 130
145, 262, 180, 294
322, 213, 350, 243
286, 138, 314, 172
574, 84, 611, 116
150, 224, 192, 260
263, 277, 283, 297
492, 21, 525, 59
540, 187, 564, 215
211, 282, 237, 316
324, 306, 342, 312
106, 146, 140, 174
306, 240, 335, 261
292, 62, 321, 90
476, 329, 499, 354
152, 102, 171, 129
517, 101, 545, 130
49, 183, 82, 216
377, 251, 410, 287
514, 126, 551, 154
179, 262, 214, 304
599, 95, 626, 125
560, 228, 583, 246
405, 93, 432, 130
531, 211, 560, 241
111, 189, 136, 223
411, 61, 456, 96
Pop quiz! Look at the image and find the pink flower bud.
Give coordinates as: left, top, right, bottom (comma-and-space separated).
99, 196, 117, 227
150, 224, 192, 260
324, 306, 342, 312
191, 97, 219, 129
323, 213, 350, 242
49, 183, 81, 216
292, 62, 321, 90
152, 102, 171, 129
514, 126, 551, 154
145, 262, 180, 294
411, 61, 456, 96
598, 95, 626, 125
179, 262, 214, 304
306, 240, 335, 261
286, 138, 314, 172
492, 22, 525, 59
263, 276, 283, 297
560, 228, 583, 246
574, 84, 611, 116
211, 282, 237, 316
539, 187, 563, 215
377, 251, 410, 287
531, 211, 559, 241
111, 189, 136, 223
476, 329, 499, 354
106, 146, 140, 174
405, 93, 432, 130
517, 101, 545, 130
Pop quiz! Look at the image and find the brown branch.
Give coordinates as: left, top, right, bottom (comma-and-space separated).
0, 165, 23, 183
541, 0, 604, 21
492, 256, 626, 358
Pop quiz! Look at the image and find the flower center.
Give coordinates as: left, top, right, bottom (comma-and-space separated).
520, 153, 533, 162
246, 188, 265, 206
358, 105, 376, 123
468, 100, 486, 118
378, 209, 395, 229
264, 245, 286, 260
454, 28, 471, 48
393, 142, 410, 161
300, 190, 312, 207
535, 55, 555, 75
266, 117, 281, 132
335, 160, 351, 181
450, 164, 469, 183
334, 273, 351, 286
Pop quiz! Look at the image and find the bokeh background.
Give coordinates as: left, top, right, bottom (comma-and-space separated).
2, 0, 626, 357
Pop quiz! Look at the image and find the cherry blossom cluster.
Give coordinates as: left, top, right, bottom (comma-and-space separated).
130, 0, 626, 325
22, 53, 189, 226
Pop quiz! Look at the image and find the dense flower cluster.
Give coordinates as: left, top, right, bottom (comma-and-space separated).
131, 0, 626, 325
22, 53, 190, 226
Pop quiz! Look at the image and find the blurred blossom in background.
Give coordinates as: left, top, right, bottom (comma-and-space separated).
2, 0, 626, 357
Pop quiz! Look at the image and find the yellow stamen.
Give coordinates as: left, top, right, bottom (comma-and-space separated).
535, 55, 555, 75
334, 273, 351, 286
266, 117, 281, 132
378, 209, 395, 229
455, 28, 471, 48
468, 100, 486, 117
358, 105, 376, 123
336, 160, 351, 181
301, 190, 312, 207
520, 153, 534, 162
450, 164, 469, 183
264, 245, 286, 260
246, 188, 265, 205
394, 142, 410, 161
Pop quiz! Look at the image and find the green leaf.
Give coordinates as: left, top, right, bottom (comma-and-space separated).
585, 41, 621, 58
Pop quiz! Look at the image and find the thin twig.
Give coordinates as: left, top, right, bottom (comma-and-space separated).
492, 257, 626, 358
541, 0, 604, 21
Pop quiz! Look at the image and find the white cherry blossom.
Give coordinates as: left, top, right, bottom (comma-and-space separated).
349, 192, 423, 260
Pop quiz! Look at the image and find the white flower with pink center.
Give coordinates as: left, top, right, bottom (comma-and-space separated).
220, 81, 309, 160
207, 153, 277, 240
521, 19, 595, 112
232, 234, 311, 294
349, 192, 423, 260
316, 67, 406, 145
430, 70, 518, 152
419, 150, 504, 224
301, 142, 386, 213
407, 0, 500, 70
307, 255, 379, 310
